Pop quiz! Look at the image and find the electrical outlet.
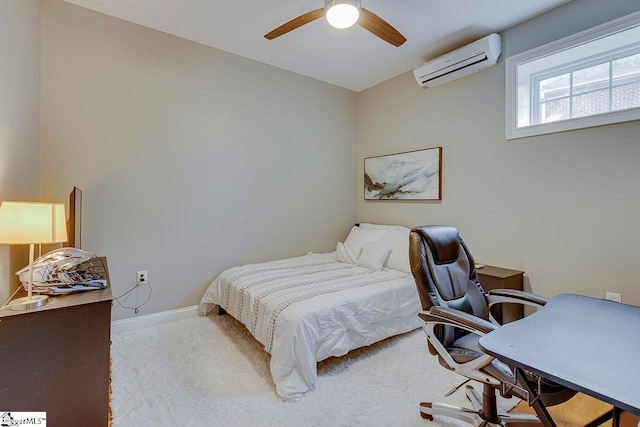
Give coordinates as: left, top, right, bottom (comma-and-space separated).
606, 292, 622, 303
137, 270, 148, 284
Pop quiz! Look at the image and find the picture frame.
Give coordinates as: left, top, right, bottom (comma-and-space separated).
364, 147, 442, 200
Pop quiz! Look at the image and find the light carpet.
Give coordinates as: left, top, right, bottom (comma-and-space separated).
110, 314, 517, 426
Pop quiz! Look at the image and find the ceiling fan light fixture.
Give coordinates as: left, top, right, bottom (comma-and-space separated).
325, 0, 361, 29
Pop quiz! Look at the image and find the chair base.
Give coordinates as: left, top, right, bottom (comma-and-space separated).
419, 385, 540, 426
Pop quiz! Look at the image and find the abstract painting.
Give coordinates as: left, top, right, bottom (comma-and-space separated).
364, 147, 442, 200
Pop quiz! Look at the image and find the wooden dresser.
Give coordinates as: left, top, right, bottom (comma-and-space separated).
0, 285, 112, 426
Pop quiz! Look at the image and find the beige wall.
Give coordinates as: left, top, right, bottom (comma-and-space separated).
358, 0, 640, 306
40, 0, 358, 320
0, 0, 41, 302
6, 0, 638, 316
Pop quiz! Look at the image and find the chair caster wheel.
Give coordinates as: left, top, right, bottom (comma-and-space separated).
420, 411, 433, 421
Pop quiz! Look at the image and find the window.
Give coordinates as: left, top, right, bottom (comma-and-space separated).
506, 12, 640, 139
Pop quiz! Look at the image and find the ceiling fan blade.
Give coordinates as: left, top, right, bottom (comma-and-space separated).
264, 9, 325, 40
358, 8, 406, 47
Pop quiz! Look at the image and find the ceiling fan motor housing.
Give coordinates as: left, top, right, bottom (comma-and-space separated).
324, 0, 361, 8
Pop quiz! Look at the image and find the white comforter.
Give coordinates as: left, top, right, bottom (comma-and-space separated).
198, 253, 422, 401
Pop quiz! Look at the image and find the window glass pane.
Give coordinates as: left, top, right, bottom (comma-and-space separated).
612, 81, 640, 110
613, 53, 640, 86
573, 63, 610, 94
539, 73, 570, 102
572, 89, 609, 117
540, 98, 570, 123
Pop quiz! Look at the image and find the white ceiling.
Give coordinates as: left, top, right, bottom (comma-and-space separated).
63, 0, 572, 92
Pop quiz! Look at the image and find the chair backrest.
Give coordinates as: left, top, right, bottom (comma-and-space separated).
409, 225, 489, 347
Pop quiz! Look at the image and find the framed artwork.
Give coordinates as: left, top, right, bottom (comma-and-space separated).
364, 147, 442, 200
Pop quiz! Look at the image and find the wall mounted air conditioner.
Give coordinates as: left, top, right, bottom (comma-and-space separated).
414, 33, 502, 88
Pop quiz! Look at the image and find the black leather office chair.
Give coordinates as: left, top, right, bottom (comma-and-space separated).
409, 225, 576, 425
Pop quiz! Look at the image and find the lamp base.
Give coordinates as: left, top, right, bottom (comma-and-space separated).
10, 294, 49, 311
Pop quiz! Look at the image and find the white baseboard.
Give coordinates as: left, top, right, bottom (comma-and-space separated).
111, 305, 198, 335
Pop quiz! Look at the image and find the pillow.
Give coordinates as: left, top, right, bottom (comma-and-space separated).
344, 226, 388, 247
336, 242, 362, 265
379, 228, 411, 273
357, 242, 392, 271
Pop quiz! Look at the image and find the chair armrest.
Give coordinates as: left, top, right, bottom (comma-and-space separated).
419, 306, 497, 336
418, 307, 502, 387
487, 289, 549, 308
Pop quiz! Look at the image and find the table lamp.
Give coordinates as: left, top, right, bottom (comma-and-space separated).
0, 201, 67, 310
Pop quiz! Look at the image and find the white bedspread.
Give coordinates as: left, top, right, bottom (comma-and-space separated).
198, 253, 422, 401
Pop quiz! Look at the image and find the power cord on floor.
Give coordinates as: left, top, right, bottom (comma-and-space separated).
114, 279, 152, 314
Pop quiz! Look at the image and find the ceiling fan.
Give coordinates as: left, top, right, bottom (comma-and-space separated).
264, 0, 406, 47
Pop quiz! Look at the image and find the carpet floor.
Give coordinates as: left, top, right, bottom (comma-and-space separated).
110, 314, 517, 426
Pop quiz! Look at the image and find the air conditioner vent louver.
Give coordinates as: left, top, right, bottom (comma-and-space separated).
419, 53, 488, 85
414, 34, 502, 88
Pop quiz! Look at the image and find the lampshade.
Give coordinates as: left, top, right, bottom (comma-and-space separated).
325, 0, 360, 29
0, 201, 67, 310
0, 201, 67, 245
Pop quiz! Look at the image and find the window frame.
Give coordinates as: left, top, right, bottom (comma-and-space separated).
506, 11, 640, 140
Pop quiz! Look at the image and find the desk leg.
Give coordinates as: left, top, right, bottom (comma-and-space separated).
612, 407, 622, 427
515, 368, 556, 427
585, 410, 616, 427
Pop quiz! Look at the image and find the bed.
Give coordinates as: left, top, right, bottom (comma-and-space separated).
197, 223, 422, 401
